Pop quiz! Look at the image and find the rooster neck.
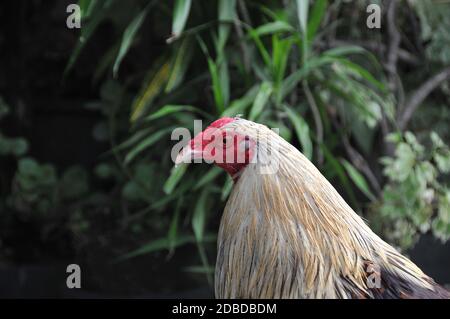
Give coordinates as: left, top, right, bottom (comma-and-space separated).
216, 158, 373, 298
213, 119, 445, 298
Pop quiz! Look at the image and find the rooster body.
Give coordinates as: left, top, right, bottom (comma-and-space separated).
177, 117, 449, 299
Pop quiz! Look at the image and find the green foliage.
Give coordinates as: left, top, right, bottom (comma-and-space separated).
9, 158, 90, 217
93, 1, 392, 268
0, 136, 28, 157
373, 131, 450, 248
14, 0, 443, 286
10, 158, 58, 215
413, 0, 450, 64
0, 98, 28, 157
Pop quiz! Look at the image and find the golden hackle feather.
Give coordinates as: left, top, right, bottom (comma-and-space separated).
214, 118, 447, 299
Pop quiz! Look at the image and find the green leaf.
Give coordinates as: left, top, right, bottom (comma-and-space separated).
431, 131, 446, 149
18, 157, 39, 176
280, 56, 335, 99
249, 82, 273, 121
221, 175, 233, 201
183, 265, 215, 274
0, 96, 10, 119
323, 45, 366, 57
307, 0, 327, 41
337, 58, 385, 91
78, 0, 97, 18
218, 0, 236, 50
130, 60, 171, 122
208, 58, 222, 112
438, 191, 450, 223
341, 159, 376, 201
113, 4, 152, 76
272, 36, 293, 88
125, 128, 171, 164
168, 197, 183, 254
296, 0, 309, 35
219, 57, 230, 110
114, 235, 195, 262
64, 0, 113, 77
321, 145, 358, 207
171, 0, 192, 39
60, 166, 89, 200
108, 128, 153, 154
163, 164, 188, 194
94, 163, 116, 179
435, 152, 450, 173
221, 85, 259, 117
165, 38, 193, 92
194, 166, 223, 190
248, 29, 272, 67
192, 188, 209, 242
144, 105, 203, 122
251, 21, 294, 37
284, 105, 313, 160
9, 138, 28, 157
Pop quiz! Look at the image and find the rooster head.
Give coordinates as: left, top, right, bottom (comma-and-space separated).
175, 117, 258, 180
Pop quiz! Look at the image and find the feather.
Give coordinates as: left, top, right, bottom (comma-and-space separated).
213, 119, 449, 299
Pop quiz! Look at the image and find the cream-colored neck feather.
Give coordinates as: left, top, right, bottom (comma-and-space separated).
215, 119, 432, 299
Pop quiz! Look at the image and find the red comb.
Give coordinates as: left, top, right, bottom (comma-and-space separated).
208, 117, 235, 128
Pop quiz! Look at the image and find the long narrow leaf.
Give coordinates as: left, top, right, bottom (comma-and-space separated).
321, 144, 358, 207
307, 0, 327, 41
64, 0, 113, 77
251, 21, 294, 37
249, 82, 273, 121
165, 38, 193, 92
281, 56, 336, 99
221, 85, 259, 117
114, 235, 195, 262
341, 159, 376, 201
323, 45, 366, 57
285, 105, 313, 159
296, 0, 309, 35
221, 175, 233, 201
144, 105, 203, 122
208, 58, 226, 113
192, 188, 209, 242
125, 128, 171, 164
168, 197, 183, 254
218, 0, 236, 50
194, 166, 223, 190
130, 61, 171, 122
171, 0, 192, 39
164, 164, 188, 195
113, 3, 152, 76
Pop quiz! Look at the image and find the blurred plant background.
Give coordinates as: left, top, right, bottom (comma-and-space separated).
0, 0, 449, 297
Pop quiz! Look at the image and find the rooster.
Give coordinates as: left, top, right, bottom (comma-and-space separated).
175, 117, 450, 299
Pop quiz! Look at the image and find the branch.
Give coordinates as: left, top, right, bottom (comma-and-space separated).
328, 112, 382, 195
233, 20, 250, 73
237, 0, 252, 26
324, 40, 420, 65
342, 138, 381, 194
381, 0, 402, 157
386, 0, 401, 87
398, 67, 450, 130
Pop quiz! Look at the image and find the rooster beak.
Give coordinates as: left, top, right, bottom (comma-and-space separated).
175, 144, 203, 166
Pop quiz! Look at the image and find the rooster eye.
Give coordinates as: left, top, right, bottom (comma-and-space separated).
222, 136, 233, 147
